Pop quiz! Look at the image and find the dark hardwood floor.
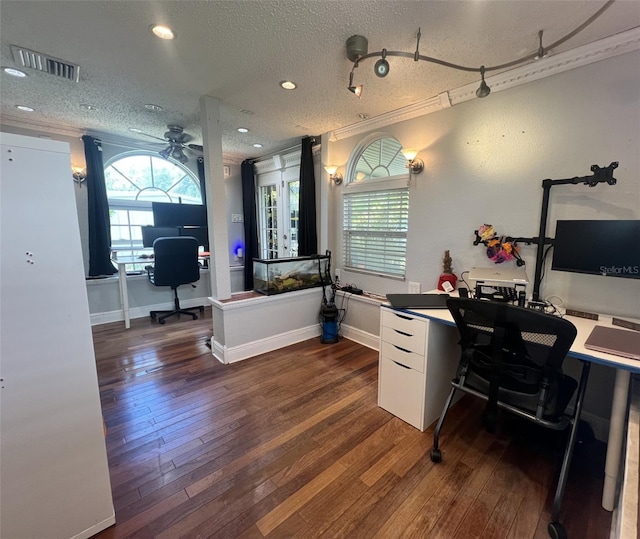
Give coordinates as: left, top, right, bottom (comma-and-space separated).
92, 308, 611, 538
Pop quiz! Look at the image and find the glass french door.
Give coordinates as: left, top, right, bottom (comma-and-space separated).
257, 168, 299, 259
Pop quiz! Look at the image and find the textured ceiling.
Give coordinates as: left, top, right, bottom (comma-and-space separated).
1, 0, 639, 161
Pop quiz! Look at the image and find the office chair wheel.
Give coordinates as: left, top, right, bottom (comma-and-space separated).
547, 521, 567, 539
150, 312, 157, 319
158, 318, 166, 325
430, 448, 442, 463
199, 306, 205, 312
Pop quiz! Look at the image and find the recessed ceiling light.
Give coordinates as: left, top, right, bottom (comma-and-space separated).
129, 128, 143, 133
237, 127, 249, 133
144, 103, 163, 112
280, 81, 297, 90
16, 105, 34, 112
3, 67, 26, 78
253, 143, 263, 148
150, 24, 175, 40
80, 104, 98, 111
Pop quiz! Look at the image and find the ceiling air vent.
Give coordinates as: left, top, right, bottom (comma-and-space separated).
11, 45, 80, 82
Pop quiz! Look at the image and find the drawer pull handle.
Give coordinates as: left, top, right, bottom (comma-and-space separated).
392, 360, 411, 370
393, 345, 411, 354
393, 329, 412, 337
394, 313, 413, 321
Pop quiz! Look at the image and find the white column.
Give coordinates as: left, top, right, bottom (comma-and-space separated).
200, 95, 231, 300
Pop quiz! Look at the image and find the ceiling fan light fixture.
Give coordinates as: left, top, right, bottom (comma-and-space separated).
151, 24, 175, 40
159, 146, 171, 160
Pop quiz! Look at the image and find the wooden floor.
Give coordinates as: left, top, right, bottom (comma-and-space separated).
93, 308, 611, 538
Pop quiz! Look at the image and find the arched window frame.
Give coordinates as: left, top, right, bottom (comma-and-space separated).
104, 151, 202, 263
342, 134, 410, 279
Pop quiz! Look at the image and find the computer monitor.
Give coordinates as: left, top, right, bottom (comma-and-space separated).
141, 226, 180, 248
152, 202, 207, 227
179, 226, 209, 250
551, 220, 640, 279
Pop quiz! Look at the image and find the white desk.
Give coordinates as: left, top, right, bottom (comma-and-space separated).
384, 301, 640, 512
112, 254, 209, 329
112, 256, 148, 329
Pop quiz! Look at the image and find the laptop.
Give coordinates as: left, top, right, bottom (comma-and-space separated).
386, 293, 450, 309
584, 325, 640, 360
468, 267, 529, 285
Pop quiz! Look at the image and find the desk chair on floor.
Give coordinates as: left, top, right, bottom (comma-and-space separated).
147, 236, 204, 325
430, 298, 590, 539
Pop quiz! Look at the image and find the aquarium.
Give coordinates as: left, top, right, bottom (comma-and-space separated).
253, 255, 331, 295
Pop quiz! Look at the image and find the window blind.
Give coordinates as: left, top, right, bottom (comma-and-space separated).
343, 187, 409, 277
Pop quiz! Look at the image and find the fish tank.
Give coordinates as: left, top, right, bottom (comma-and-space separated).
253, 255, 331, 295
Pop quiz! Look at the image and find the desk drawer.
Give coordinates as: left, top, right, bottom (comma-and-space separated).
381, 323, 427, 356
382, 309, 427, 340
381, 340, 425, 372
378, 355, 425, 430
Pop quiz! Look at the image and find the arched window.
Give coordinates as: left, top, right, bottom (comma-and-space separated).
104, 151, 202, 260
343, 135, 410, 278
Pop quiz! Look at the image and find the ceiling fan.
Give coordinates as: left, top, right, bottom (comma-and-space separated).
137, 125, 203, 164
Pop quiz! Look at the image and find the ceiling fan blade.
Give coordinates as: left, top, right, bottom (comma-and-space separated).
186, 143, 203, 153
137, 130, 169, 143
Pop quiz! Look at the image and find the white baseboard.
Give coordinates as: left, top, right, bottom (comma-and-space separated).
211, 324, 321, 364
89, 297, 210, 326
339, 323, 379, 351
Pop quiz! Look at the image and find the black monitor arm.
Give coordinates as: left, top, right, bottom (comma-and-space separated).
473, 162, 618, 301
529, 162, 618, 300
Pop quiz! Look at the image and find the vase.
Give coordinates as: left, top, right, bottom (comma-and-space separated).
437, 272, 457, 291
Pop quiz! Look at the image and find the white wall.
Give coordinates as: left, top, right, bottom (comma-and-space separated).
328, 50, 640, 318
325, 50, 640, 432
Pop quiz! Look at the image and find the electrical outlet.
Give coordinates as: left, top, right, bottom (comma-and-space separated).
231, 214, 243, 223
408, 281, 421, 294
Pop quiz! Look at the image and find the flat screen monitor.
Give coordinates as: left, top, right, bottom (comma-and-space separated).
551, 220, 640, 279
180, 226, 209, 249
141, 226, 180, 248
152, 202, 207, 227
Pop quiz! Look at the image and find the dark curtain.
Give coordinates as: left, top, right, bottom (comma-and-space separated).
196, 157, 207, 208
241, 159, 259, 290
83, 135, 117, 276
298, 136, 317, 255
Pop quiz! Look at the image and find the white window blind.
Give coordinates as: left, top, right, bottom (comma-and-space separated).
343, 185, 409, 278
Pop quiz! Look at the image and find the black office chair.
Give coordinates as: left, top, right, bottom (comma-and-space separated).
147, 236, 204, 325
430, 298, 590, 539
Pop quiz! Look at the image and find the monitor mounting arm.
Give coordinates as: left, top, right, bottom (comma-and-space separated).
528, 162, 618, 301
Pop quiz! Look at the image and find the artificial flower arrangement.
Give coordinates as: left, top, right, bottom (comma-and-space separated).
474, 224, 523, 264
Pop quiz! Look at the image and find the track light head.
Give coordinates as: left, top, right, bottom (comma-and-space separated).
375, 49, 389, 77
476, 66, 491, 98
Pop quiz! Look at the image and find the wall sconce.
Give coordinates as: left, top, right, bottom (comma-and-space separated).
324, 165, 343, 185
72, 165, 87, 187
401, 149, 424, 175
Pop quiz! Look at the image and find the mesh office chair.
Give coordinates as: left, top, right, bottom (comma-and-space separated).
430, 298, 590, 539
147, 236, 204, 325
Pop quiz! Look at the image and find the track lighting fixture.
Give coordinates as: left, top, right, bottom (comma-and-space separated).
375, 49, 389, 78
344, 1, 614, 100
476, 66, 490, 98
347, 63, 363, 98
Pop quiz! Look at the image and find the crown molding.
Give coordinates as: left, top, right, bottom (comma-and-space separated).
0, 115, 84, 139
329, 27, 640, 141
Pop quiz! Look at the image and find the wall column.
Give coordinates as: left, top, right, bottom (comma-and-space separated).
200, 95, 231, 299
